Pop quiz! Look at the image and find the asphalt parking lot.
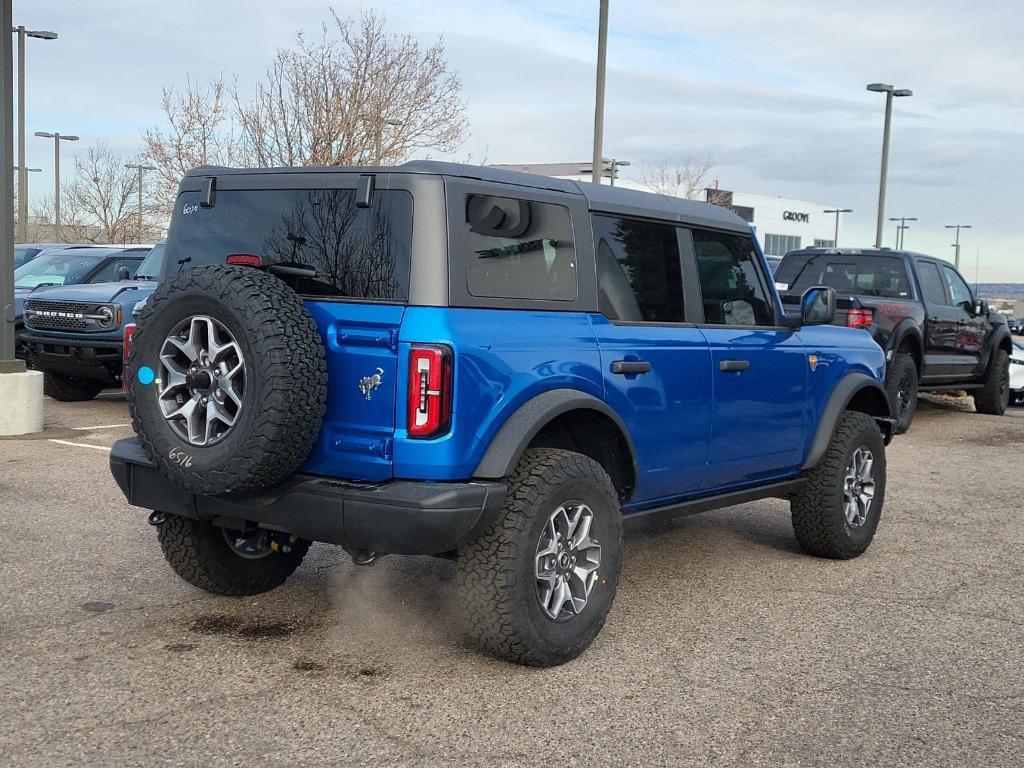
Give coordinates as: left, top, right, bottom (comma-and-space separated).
1, 393, 1021, 767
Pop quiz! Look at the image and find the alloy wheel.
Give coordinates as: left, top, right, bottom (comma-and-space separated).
842, 447, 876, 528
534, 502, 602, 621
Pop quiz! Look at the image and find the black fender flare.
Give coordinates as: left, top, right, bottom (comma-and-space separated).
888, 320, 924, 373
983, 326, 1013, 370
473, 388, 639, 482
804, 373, 893, 470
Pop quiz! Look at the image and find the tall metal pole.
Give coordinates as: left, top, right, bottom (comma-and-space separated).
874, 90, 893, 248
15, 26, 24, 242
52, 132, 60, 240
591, 0, 609, 185
833, 211, 840, 245
1, 0, 21, 370
945, 224, 971, 270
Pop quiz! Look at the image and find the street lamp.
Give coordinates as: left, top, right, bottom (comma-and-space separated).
823, 208, 852, 247
867, 83, 913, 248
125, 163, 156, 241
945, 224, 972, 269
34, 130, 78, 241
889, 216, 917, 250
12, 26, 57, 242
591, 0, 609, 184
603, 157, 630, 186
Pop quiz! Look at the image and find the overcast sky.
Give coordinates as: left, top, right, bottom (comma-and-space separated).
19, 0, 1024, 280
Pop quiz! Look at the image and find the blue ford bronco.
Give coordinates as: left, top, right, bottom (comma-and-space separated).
21, 242, 165, 401
110, 162, 893, 666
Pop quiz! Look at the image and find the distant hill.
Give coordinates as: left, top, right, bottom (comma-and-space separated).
975, 284, 1024, 300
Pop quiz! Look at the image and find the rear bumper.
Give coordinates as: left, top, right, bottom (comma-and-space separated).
22, 331, 122, 379
109, 438, 507, 556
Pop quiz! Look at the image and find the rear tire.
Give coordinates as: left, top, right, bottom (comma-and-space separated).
44, 372, 104, 402
884, 353, 918, 434
973, 348, 1010, 415
157, 515, 310, 596
456, 448, 622, 667
790, 411, 886, 559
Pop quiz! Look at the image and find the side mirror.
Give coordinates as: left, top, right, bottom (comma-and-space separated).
118, 265, 132, 281
800, 286, 837, 325
974, 298, 988, 316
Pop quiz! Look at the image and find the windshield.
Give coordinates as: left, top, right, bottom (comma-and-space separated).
14, 250, 106, 289
135, 242, 166, 280
14, 246, 42, 269
775, 253, 912, 298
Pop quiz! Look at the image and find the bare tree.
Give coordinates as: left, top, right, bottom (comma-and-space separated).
141, 76, 240, 215
29, 143, 157, 243
29, 190, 94, 243
639, 156, 714, 200
235, 10, 467, 167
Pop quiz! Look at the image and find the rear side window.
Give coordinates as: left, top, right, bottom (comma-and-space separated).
464, 195, 576, 301
916, 262, 948, 305
167, 189, 413, 301
593, 215, 684, 323
692, 229, 775, 326
775, 254, 911, 298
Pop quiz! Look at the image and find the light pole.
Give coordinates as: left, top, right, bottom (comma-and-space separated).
603, 157, 630, 186
34, 130, 78, 241
13, 26, 57, 243
125, 163, 155, 241
889, 216, 917, 249
823, 208, 852, 247
945, 224, 971, 269
591, 0, 609, 184
867, 83, 912, 248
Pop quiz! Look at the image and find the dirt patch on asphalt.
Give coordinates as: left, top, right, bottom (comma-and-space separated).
189, 613, 299, 639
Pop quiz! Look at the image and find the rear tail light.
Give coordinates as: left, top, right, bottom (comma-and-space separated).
226, 253, 262, 267
122, 323, 138, 396
847, 308, 874, 330
407, 345, 453, 439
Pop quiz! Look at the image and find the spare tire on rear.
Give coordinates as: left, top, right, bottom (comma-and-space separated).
128, 265, 327, 495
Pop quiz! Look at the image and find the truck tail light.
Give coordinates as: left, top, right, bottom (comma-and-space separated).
847, 308, 873, 330
407, 345, 452, 439
122, 322, 138, 396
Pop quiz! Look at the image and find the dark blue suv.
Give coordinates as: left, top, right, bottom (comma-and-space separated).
111, 162, 893, 666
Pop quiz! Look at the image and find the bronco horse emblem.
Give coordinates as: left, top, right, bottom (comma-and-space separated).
359, 367, 385, 400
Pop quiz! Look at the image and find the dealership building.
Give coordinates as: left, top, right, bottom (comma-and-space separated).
488, 163, 841, 257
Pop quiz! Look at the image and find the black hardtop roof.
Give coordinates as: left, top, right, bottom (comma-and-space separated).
183, 160, 750, 233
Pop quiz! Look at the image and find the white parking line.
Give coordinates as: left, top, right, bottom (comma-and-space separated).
71, 424, 131, 431
48, 439, 113, 452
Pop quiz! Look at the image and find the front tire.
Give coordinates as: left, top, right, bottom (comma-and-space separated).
44, 372, 104, 402
456, 448, 622, 667
884, 353, 918, 434
973, 348, 1010, 415
790, 411, 886, 559
157, 515, 310, 596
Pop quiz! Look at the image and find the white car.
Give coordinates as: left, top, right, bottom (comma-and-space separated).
1011, 341, 1024, 405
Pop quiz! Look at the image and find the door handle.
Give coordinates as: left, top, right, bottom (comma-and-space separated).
611, 360, 651, 375
719, 360, 750, 372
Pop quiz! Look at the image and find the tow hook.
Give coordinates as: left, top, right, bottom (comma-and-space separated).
352, 549, 377, 566
148, 511, 169, 526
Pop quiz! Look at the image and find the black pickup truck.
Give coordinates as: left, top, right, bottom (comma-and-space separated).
775, 248, 1013, 432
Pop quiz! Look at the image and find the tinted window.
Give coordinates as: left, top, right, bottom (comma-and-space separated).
692, 230, 774, 326
593, 215, 684, 323
915, 262, 948, 305
136, 243, 166, 280
941, 265, 973, 310
167, 189, 413, 301
464, 195, 576, 301
90, 257, 137, 283
774, 254, 911, 298
13, 246, 41, 269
